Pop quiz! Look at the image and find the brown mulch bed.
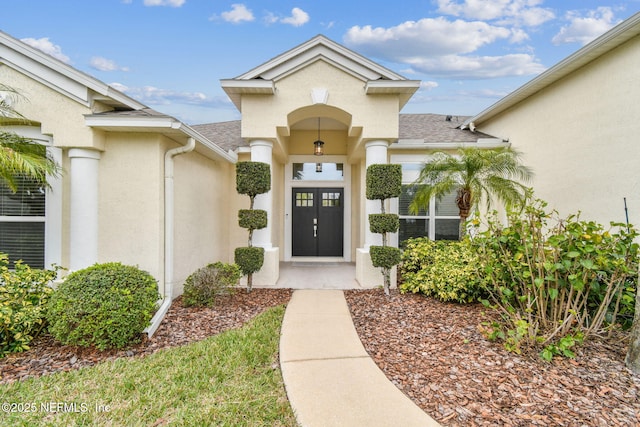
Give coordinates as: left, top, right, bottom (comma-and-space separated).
0, 289, 292, 385
345, 289, 640, 427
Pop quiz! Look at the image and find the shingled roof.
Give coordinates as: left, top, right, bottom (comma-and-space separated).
191, 120, 247, 152
398, 113, 494, 142
190, 113, 496, 152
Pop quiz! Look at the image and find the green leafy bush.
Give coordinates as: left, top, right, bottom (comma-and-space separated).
366, 164, 402, 201
472, 199, 638, 359
370, 246, 401, 269
238, 209, 268, 231
234, 247, 265, 276
369, 213, 399, 234
46, 263, 160, 350
399, 238, 485, 303
236, 162, 271, 197
0, 254, 59, 357
183, 262, 242, 307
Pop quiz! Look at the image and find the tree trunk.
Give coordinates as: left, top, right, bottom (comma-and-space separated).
625, 272, 640, 373
456, 188, 472, 238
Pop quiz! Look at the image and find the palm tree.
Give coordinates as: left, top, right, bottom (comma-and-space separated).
0, 85, 61, 191
409, 147, 533, 237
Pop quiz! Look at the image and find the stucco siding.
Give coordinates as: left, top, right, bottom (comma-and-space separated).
0, 65, 102, 150
98, 134, 164, 283
172, 147, 234, 295
478, 35, 640, 228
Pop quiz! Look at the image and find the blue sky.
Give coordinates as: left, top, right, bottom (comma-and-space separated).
1, 1, 638, 124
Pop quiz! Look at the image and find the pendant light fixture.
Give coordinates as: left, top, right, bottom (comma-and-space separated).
313, 117, 324, 156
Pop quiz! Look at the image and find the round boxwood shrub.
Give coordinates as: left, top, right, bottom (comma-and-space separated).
183, 262, 242, 307
46, 263, 160, 350
366, 164, 402, 201
234, 247, 265, 276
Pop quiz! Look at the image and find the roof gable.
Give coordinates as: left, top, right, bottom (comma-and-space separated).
0, 30, 145, 110
236, 34, 407, 82
221, 35, 420, 110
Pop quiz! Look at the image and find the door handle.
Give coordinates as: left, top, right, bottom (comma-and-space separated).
314, 224, 317, 237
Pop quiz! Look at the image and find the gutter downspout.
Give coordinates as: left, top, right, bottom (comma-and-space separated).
145, 137, 196, 337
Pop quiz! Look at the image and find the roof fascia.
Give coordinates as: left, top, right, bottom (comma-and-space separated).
84, 115, 237, 163
234, 34, 407, 82
465, 11, 640, 126
0, 31, 146, 110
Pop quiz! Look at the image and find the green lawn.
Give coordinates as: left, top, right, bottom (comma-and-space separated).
0, 305, 296, 426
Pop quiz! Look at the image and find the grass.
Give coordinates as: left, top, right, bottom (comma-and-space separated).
0, 305, 296, 427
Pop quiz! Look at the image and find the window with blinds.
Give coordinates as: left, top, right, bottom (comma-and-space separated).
0, 176, 46, 268
397, 164, 461, 244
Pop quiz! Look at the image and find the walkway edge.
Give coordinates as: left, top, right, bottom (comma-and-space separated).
280, 289, 441, 427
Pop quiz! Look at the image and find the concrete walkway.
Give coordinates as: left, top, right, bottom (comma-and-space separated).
280, 289, 441, 427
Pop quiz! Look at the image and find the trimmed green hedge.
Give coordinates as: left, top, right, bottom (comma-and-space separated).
369, 213, 399, 234
366, 164, 402, 200
234, 247, 265, 276
46, 263, 159, 350
236, 162, 271, 197
239, 209, 268, 231
370, 246, 402, 269
399, 238, 484, 303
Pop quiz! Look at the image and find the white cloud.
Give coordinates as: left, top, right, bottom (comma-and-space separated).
344, 16, 546, 80
421, 81, 439, 90
111, 83, 229, 108
280, 7, 309, 27
436, 0, 554, 27
264, 7, 310, 27
220, 4, 254, 24
407, 53, 545, 79
345, 18, 512, 58
20, 37, 71, 63
90, 56, 130, 72
552, 7, 620, 46
143, 0, 185, 7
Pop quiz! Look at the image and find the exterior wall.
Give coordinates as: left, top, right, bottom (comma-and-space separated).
0, 65, 104, 150
272, 159, 284, 253
240, 61, 400, 141
478, 35, 640, 228
98, 134, 164, 284
172, 146, 235, 295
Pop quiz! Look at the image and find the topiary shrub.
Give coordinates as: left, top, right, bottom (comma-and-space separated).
236, 162, 271, 201
366, 164, 402, 200
234, 247, 265, 277
369, 213, 399, 234
0, 254, 60, 357
183, 262, 242, 307
370, 245, 402, 269
46, 263, 160, 350
238, 209, 268, 231
366, 163, 402, 295
399, 237, 485, 303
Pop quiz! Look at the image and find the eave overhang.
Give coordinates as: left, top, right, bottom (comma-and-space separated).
219, 79, 276, 110
84, 113, 237, 163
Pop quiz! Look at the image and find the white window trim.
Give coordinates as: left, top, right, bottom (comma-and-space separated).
1, 125, 62, 269
389, 154, 460, 246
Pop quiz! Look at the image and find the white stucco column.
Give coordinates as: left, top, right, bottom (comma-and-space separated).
246, 139, 279, 287
249, 140, 273, 249
68, 148, 101, 271
356, 140, 394, 288
364, 140, 389, 248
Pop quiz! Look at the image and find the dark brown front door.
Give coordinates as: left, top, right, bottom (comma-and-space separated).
292, 188, 343, 257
